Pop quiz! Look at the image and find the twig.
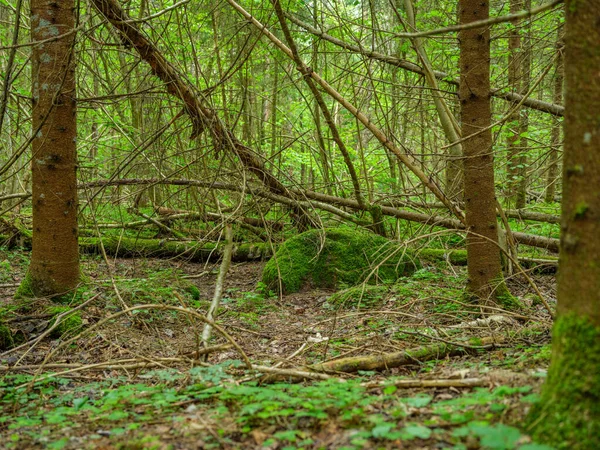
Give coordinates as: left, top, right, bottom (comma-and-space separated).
202, 224, 234, 350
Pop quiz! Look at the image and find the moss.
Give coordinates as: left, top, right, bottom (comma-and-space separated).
15, 272, 86, 304
47, 306, 83, 338
493, 279, 525, 311
79, 237, 270, 262
14, 272, 34, 300
417, 248, 468, 265
262, 228, 419, 294
0, 321, 14, 349
527, 313, 600, 449
327, 284, 390, 309
184, 284, 201, 301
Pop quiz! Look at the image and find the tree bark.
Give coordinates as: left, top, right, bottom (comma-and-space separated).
26, 0, 80, 296
527, 2, 600, 446
545, 22, 563, 204
459, 0, 505, 301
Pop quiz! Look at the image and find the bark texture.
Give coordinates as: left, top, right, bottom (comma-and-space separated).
545, 22, 563, 203
528, 2, 600, 447
28, 0, 79, 296
555, 1, 600, 326
459, 0, 504, 300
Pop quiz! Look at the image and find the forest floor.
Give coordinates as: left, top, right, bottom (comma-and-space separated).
0, 248, 555, 450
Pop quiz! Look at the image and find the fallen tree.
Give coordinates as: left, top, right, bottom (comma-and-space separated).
79, 236, 271, 263
310, 335, 506, 373
79, 178, 560, 252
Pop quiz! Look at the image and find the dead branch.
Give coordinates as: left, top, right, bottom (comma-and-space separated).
310, 335, 506, 373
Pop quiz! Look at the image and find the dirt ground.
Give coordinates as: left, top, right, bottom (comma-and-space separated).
0, 249, 555, 449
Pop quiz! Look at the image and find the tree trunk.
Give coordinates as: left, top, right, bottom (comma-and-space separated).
459, 0, 505, 302
545, 22, 563, 204
506, 0, 523, 206
515, 0, 531, 209
23, 0, 80, 297
527, 2, 600, 446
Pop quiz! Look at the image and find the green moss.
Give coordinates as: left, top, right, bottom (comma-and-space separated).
15, 272, 87, 304
493, 279, 525, 311
47, 306, 83, 338
14, 272, 34, 300
262, 228, 419, 294
184, 284, 201, 301
0, 321, 14, 349
527, 313, 600, 448
79, 237, 270, 262
327, 284, 390, 309
417, 248, 468, 265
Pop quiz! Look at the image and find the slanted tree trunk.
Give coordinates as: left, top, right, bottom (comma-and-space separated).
458, 0, 506, 303
527, 2, 600, 446
21, 0, 79, 297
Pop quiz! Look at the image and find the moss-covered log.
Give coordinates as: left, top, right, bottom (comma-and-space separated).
262, 228, 420, 294
311, 335, 505, 373
79, 236, 271, 262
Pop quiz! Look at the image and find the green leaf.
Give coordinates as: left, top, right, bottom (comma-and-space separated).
402, 394, 433, 408
478, 424, 521, 449
519, 444, 555, 450
371, 422, 396, 438
401, 424, 432, 440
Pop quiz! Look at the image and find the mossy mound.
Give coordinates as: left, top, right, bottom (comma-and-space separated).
262, 228, 419, 294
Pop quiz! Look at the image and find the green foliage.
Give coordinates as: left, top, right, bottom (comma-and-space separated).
327, 284, 389, 309
262, 228, 420, 294
1, 367, 547, 449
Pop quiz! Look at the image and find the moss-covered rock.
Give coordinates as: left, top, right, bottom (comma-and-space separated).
327, 284, 390, 309
527, 313, 600, 449
262, 228, 419, 294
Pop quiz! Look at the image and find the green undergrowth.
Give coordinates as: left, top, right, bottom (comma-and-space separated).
1, 283, 92, 349
0, 363, 553, 450
327, 267, 471, 317
262, 227, 420, 294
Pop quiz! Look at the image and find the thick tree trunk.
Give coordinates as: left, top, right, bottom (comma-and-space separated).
459, 0, 505, 301
528, 2, 600, 446
25, 0, 79, 297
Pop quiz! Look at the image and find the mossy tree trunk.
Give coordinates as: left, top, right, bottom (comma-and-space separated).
25, 0, 80, 297
527, 2, 600, 447
458, 0, 505, 302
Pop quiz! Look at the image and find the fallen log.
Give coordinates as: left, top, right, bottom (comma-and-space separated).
310, 335, 506, 373
79, 236, 271, 262
79, 178, 560, 252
